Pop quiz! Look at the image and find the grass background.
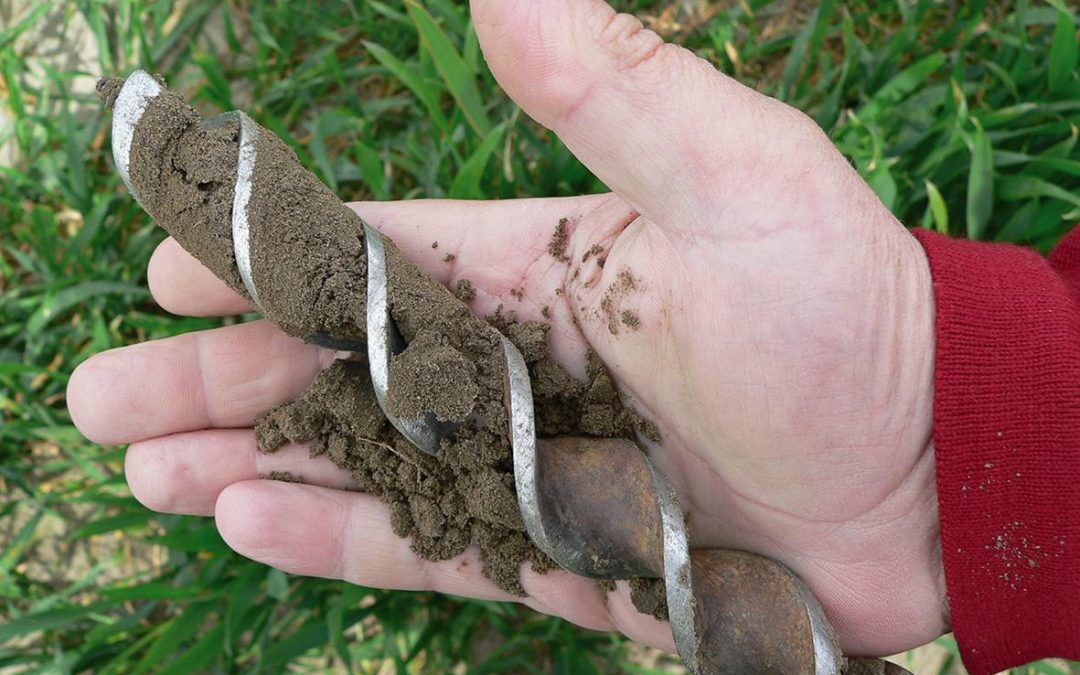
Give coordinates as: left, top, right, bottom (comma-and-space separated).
2, 0, 1079, 672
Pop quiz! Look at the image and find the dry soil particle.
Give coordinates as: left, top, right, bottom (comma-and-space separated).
262, 470, 303, 483
629, 577, 669, 621
386, 331, 479, 423
599, 269, 640, 335
103, 76, 665, 606
844, 658, 900, 674
454, 278, 476, 302
548, 217, 570, 262
581, 243, 603, 263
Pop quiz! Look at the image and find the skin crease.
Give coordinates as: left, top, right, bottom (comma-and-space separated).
68, 0, 949, 660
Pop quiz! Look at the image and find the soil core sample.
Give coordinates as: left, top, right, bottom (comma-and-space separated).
99, 75, 660, 602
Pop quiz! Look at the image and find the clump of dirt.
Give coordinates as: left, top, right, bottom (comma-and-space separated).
454, 278, 476, 302
582, 243, 604, 263
262, 470, 303, 483
100, 75, 663, 602
256, 358, 548, 588
600, 269, 640, 335
386, 331, 479, 423
548, 217, 570, 262
629, 577, 669, 621
96, 75, 133, 108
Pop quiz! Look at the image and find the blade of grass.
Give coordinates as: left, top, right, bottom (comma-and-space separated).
0, 602, 120, 642
364, 40, 451, 138
25, 281, 146, 336
966, 121, 995, 239
132, 602, 216, 675
157, 624, 226, 675
1048, 8, 1078, 93
405, 0, 492, 137
999, 175, 1080, 212
449, 124, 505, 199
924, 180, 950, 234
778, 0, 835, 101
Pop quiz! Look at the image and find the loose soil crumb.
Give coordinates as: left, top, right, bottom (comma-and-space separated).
629, 577, 669, 621
443, 253, 456, 263
600, 269, 640, 335
596, 579, 617, 593
582, 243, 603, 263
431, 241, 438, 249
104, 75, 664, 610
387, 331, 479, 423
96, 76, 126, 109
548, 218, 570, 262
844, 658, 895, 674
454, 278, 476, 302
262, 470, 303, 483
507, 321, 549, 363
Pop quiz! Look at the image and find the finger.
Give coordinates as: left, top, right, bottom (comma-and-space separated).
216, 480, 676, 652
471, 0, 852, 234
68, 320, 335, 446
126, 429, 356, 516
148, 237, 251, 317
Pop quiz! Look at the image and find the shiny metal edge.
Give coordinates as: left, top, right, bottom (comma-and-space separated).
646, 462, 699, 675
502, 337, 650, 579
791, 572, 844, 675
362, 223, 441, 455
112, 70, 163, 199
502, 336, 557, 562
232, 112, 261, 308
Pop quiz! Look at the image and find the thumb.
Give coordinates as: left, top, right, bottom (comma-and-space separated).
471, 0, 852, 234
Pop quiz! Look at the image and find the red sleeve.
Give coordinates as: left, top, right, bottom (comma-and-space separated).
911, 228, 1080, 675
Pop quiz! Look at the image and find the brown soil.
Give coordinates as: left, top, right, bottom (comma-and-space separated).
581, 243, 604, 263
262, 470, 303, 483
547, 217, 570, 262
385, 331, 479, 423
100, 76, 662, 600
454, 278, 476, 302
121, 82, 364, 344
600, 269, 640, 335
629, 577, 669, 621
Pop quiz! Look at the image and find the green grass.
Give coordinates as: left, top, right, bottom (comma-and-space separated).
1, 0, 1078, 673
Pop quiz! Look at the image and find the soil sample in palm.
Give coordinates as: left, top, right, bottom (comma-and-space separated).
98, 73, 656, 599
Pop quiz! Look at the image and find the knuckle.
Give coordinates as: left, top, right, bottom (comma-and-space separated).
596, 11, 665, 72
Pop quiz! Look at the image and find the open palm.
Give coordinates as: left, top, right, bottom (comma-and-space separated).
68, 0, 947, 658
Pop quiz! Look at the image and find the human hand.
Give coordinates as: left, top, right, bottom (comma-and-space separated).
68, 0, 946, 657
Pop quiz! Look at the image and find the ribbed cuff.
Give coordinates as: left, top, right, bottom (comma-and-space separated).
911, 228, 1080, 675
